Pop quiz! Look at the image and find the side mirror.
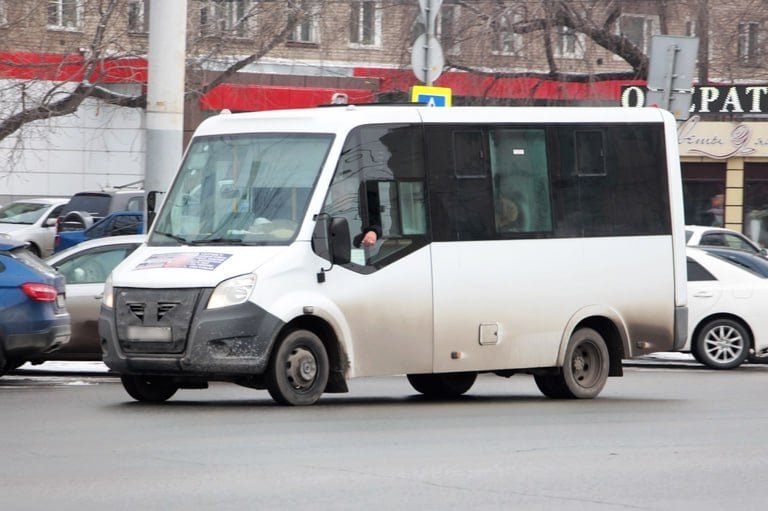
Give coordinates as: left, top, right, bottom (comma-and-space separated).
312, 214, 351, 267
328, 217, 351, 265
146, 191, 163, 229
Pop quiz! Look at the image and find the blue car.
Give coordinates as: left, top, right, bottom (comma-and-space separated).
0, 239, 70, 374
55, 211, 144, 253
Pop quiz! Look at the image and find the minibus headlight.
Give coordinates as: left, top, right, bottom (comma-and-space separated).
208, 274, 257, 309
102, 275, 114, 309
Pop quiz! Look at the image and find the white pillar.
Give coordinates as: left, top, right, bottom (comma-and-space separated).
145, 0, 187, 222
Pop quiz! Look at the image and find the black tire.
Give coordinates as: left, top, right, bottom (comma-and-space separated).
0, 354, 25, 375
266, 329, 329, 406
534, 327, 610, 399
694, 318, 750, 369
748, 353, 768, 364
407, 372, 477, 398
121, 375, 178, 402
25, 243, 41, 258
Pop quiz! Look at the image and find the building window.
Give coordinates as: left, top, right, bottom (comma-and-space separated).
200, 0, 253, 38
411, 1, 459, 54
438, 3, 458, 54
685, 19, 696, 37
618, 14, 657, 53
0, 0, 7, 26
738, 21, 760, 67
555, 26, 585, 58
128, 0, 149, 33
48, 0, 83, 31
491, 11, 520, 55
350, 0, 379, 46
287, 0, 319, 44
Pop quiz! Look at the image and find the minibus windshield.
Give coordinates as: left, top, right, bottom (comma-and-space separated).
149, 133, 334, 246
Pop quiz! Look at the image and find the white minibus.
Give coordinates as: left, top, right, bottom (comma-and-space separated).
100, 105, 688, 405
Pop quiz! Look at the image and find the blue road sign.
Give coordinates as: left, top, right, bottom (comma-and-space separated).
410, 85, 452, 107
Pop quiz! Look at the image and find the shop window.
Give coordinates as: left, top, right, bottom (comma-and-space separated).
744, 164, 768, 247
681, 163, 725, 227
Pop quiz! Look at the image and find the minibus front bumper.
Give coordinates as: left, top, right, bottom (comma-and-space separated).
99, 287, 285, 376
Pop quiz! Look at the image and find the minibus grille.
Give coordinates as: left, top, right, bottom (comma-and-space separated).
114, 288, 202, 354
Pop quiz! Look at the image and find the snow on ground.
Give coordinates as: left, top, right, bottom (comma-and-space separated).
19, 361, 110, 373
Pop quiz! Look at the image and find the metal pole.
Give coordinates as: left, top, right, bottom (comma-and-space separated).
144, 0, 187, 226
424, 1, 433, 86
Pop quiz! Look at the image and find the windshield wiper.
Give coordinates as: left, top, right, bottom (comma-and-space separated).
189, 237, 246, 245
153, 230, 190, 245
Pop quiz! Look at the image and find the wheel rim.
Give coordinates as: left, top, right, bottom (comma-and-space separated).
284, 346, 318, 391
571, 340, 604, 388
703, 325, 745, 363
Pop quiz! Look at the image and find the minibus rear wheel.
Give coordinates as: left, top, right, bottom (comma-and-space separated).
266, 329, 329, 406
121, 375, 179, 402
406, 372, 477, 398
534, 327, 609, 399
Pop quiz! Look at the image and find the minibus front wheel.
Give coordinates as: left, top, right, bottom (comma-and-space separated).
266, 329, 329, 406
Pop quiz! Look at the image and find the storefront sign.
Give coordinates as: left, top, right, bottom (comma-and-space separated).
622, 85, 768, 114
677, 115, 768, 159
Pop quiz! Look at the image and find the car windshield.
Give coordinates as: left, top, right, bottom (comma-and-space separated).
706, 249, 768, 278
0, 202, 48, 225
149, 133, 333, 246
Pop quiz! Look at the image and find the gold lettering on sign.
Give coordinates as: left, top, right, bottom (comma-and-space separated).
678, 115, 756, 159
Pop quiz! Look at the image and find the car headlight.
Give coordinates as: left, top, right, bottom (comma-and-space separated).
102, 275, 114, 309
207, 273, 256, 309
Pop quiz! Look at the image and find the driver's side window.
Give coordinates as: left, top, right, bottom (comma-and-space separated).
321, 124, 428, 271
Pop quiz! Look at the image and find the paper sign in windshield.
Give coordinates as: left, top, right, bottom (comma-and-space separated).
135, 252, 232, 271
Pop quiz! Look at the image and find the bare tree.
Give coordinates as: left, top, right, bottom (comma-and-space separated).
0, 0, 310, 143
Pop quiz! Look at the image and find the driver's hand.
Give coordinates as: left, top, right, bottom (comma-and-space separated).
361, 231, 378, 247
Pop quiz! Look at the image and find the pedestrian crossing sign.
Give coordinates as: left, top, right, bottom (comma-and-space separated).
410, 85, 452, 107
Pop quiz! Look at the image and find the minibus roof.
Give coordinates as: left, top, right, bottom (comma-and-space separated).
192, 105, 672, 138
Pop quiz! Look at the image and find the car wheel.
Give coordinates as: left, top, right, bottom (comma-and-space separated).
407, 372, 477, 398
120, 375, 178, 402
534, 327, 610, 399
25, 243, 41, 258
266, 329, 329, 406
694, 318, 750, 369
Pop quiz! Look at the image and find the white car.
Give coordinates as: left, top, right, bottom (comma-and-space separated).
0, 198, 69, 257
685, 247, 768, 369
685, 225, 766, 257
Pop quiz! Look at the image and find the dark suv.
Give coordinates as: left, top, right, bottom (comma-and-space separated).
56, 189, 144, 234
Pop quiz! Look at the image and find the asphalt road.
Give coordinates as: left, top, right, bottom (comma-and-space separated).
2, 363, 767, 511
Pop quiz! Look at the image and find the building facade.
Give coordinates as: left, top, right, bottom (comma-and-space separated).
2, 0, 768, 244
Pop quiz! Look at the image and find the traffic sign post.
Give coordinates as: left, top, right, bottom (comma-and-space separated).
412, 0, 444, 85
646, 35, 699, 120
